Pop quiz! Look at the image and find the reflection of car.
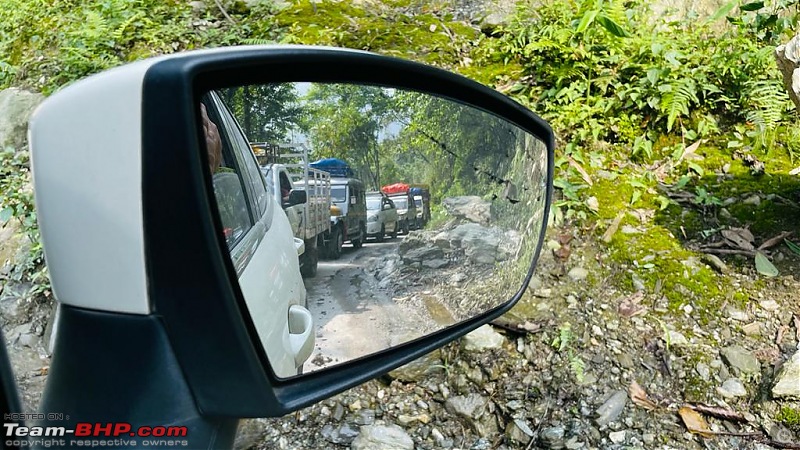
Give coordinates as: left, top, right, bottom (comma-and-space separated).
413, 195, 424, 228
205, 91, 314, 377
327, 177, 367, 257
388, 193, 417, 234
366, 192, 399, 241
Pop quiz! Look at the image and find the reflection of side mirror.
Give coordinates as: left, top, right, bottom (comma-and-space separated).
287, 189, 307, 206
28, 46, 553, 449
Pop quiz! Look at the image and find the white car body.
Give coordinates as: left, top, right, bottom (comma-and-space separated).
28, 58, 313, 378
366, 194, 399, 239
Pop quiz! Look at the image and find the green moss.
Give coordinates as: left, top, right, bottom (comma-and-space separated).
272, 0, 478, 67
777, 405, 800, 433
682, 352, 715, 403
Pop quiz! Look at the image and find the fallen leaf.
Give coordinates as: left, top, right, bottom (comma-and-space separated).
557, 233, 574, 245
586, 196, 600, 213
568, 156, 593, 186
554, 245, 571, 260
755, 251, 779, 277
678, 140, 705, 163
629, 380, 658, 410
757, 231, 793, 251
619, 292, 646, 318
602, 212, 625, 243
795, 316, 800, 342
777, 325, 788, 345
722, 228, 755, 251
687, 404, 746, 422
786, 239, 800, 256
679, 406, 714, 437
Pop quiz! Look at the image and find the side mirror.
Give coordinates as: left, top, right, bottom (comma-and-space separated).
287, 189, 307, 206
28, 45, 554, 447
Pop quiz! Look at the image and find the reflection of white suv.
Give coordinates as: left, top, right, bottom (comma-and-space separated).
388, 193, 417, 234
366, 193, 399, 241
205, 92, 314, 377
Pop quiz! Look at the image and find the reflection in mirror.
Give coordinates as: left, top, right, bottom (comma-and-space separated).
203, 83, 549, 378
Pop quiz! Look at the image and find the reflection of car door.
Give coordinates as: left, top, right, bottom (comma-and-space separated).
384, 199, 397, 226
208, 92, 311, 377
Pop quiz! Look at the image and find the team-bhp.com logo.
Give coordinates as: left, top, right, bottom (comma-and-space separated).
4, 418, 189, 448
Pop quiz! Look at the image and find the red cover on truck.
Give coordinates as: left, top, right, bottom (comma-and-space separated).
381, 183, 409, 194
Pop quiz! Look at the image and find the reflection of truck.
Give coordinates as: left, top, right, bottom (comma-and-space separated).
254, 143, 331, 277
382, 183, 417, 234
310, 159, 367, 259
409, 185, 431, 228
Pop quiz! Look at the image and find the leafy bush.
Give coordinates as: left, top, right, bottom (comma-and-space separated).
0, 147, 47, 291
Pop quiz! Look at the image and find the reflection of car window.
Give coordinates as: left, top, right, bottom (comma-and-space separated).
203, 95, 254, 251
367, 198, 381, 210
213, 172, 251, 248
415, 199, 422, 207
214, 93, 270, 218
393, 197, 407, 209
331, 186, 347, 203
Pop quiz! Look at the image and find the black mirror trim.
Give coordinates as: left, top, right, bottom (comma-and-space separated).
141, 46, 554, 417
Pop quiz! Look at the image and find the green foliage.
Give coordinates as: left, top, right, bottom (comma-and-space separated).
551, 322, 585, 383
777, 405, 800, 433
480, 0, 796, 150
0, 0, 279, 93
0, 147, 47, 291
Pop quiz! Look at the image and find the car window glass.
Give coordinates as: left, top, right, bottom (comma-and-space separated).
213, 93, 270, 218
203, 96, 254, 250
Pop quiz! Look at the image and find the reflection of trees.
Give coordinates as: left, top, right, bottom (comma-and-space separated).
220, 84, 303, 143
303, 84, 394, 189
388, 92, 522, 203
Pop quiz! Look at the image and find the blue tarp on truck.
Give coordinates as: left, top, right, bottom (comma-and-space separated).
310, 158, 355, 178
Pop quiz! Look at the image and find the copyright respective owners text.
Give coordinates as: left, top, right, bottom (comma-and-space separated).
4, 414, 190, 448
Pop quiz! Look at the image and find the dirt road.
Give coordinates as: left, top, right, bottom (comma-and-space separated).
302, 235, 440, 372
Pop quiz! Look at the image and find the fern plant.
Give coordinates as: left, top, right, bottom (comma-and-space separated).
661, 78, 699, 132
743, 79, 792, 150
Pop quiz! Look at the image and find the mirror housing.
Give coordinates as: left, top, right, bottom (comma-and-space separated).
30, 45, 554, 419
287, 189, 307, 206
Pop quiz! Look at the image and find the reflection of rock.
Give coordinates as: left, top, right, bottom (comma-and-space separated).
442, 223, 509, 264
442, 196, 492, 224
388, 350, 442, 382
462, 325, 505, 352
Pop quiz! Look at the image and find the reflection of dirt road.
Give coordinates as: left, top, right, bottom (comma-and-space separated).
303, 236, 435, 372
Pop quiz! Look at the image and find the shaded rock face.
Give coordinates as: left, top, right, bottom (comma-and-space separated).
442, 196, 492, 224
0, 88, 44, 151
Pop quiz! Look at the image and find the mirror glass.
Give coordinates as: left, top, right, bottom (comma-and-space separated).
200, 83, 548, 378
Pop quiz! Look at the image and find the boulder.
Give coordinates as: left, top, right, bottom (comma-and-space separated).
772, 350, 800, 399
444, 394, 497, 436
350, 424, 414, 450
462, 325, 505, 352
0, 88, 44, 151
441, 223, 506, 265
721, 346, 761, 376
442, 196, 492, 224
776, 35, 800, 112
